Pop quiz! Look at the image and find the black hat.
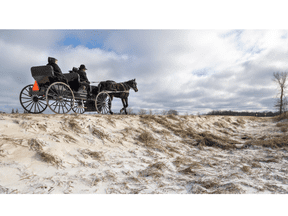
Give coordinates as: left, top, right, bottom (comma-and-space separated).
48, 57, 58, 64
79, 64, 87, 70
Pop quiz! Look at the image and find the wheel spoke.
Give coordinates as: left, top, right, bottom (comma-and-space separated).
38, 100, 47, 106
22, 98, 33, 104
24, 89, 31, 95
52, 102, 59, 110
21, 96, 32, 100
36, 103, 41, 113
25, 101, 33, 109
63, 102, 70, 112
29, 103, 34, 112
51, 86, 58, 96
61, 103, 65, 114
38, 101, 45, 110
50, 101, 57, 107
22, 93, 31, 97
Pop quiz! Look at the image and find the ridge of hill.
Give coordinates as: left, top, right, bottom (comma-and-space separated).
0, 113, 287, 194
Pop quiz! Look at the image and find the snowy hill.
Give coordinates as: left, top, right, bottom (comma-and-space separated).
0, 113, 287, 194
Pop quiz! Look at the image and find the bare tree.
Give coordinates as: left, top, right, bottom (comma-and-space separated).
161, 110, 167, 115
148, 109, 153, 115
11, 108, 14, 114
138, 109, 147, 115
167, 109, 178, 115
273, 72, 288, 115
126, 108, 134, 115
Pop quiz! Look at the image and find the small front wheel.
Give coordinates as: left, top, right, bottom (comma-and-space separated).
72, 99, 86, 114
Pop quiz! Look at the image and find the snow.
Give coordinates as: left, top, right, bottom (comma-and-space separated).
0, 113, 287, 194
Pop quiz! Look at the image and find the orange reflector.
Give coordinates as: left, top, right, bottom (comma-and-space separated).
32, 81, 39, 91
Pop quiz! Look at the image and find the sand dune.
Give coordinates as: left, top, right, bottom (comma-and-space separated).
0, 113, 287, 194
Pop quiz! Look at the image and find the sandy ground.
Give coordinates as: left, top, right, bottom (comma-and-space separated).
0, 113, 287, 194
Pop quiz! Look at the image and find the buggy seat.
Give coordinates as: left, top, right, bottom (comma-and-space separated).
31, 65, 55, 87
63, 72, 92, 93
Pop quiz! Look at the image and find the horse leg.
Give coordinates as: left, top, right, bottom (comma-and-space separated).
124, 97, 128, 114
120, 98, 126, 114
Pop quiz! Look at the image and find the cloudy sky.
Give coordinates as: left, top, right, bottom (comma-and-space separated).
0, 29, 287, 114
1, 0, 288, 115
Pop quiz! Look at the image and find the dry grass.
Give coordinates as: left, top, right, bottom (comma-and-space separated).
224, 117, 232, 123
138, 130, 157, 145
273, 112, 288, 121
78, 149, 103, 161
140, 115, 238, 150
138, 164, 164, 179
173, 156, 193, 168
251, 162, 262, 168
66, 118, 82, 133
244, 135, 288, 149
197, 132, 238, 149
37, 151, 63, 168
29, 138, 44, 151
91, 127, 111, 141
105, 116, 116, 126
276, 122, 288, 133
213, 121, 227, 128
241, 165, 251, 174
166, 114, 179, 121
148, 162, 167, 171
179, 166, 197, 176
154, 129, 171, 137
137, 130, 172, 155
191, 181, 244, 194
52, 133, 77, 143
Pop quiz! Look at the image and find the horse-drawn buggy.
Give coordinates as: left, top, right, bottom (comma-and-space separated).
19, 65, 138, 114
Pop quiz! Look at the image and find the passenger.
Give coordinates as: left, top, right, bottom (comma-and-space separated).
69, 67, 79, 73
47, 57, 68, 84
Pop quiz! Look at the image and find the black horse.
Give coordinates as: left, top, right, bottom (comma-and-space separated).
98, 79, 138, 114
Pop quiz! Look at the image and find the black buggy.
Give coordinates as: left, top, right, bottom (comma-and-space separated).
19, 65, 112, 114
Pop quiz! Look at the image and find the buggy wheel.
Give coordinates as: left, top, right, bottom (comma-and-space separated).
72, 99, 86, 114
46, 82, 74, 114
19, 84, 47, 114
95, 92, 111, 114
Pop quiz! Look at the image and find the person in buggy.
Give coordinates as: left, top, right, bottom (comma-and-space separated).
69, 67, 79, 73
47, 57, 68, 84
77, 64, 99, 98
77, 64, 94, 97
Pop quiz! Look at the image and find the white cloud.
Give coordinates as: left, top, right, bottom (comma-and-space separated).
1, 30, 288, 114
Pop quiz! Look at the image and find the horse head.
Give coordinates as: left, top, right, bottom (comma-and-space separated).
130, 78, 138, 92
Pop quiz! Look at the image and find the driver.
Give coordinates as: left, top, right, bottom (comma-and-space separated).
77, 64, 90, 84
77, 64, 91, 97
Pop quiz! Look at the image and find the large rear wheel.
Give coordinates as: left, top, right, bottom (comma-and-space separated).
95, 92, 111, 114
72, 99, 86, 114
19, 84, 47, 114
46, 82, 74, 114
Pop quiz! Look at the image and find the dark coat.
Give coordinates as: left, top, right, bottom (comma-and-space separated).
47, 57, 68, 84
47, 57, 63, 77
77, 69, 90, 84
